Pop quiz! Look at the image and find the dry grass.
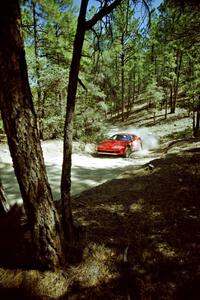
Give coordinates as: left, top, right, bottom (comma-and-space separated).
70, 243, 119, 287
0, 268, 70, 299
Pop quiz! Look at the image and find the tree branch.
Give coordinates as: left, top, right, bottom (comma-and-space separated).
85, 0, 124, 30
78, 77, 87, 91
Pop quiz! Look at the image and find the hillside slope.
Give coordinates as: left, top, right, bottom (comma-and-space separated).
0, 108, 199, 300
68, 108, 200, 299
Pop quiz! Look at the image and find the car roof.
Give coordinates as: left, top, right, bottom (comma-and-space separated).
113, 133, 137, 136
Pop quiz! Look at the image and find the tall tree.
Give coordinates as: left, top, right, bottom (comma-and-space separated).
61, 0, 125, 242
32, 0, 42, 125
112, 1, 137, 121
0, 0, 63, 269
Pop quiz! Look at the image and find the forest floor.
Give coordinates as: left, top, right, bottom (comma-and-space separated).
0, 106, 200, 299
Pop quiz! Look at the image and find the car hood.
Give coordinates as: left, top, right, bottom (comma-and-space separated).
97, 139, 128, 148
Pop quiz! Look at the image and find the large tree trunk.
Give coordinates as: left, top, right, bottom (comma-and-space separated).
0, 179, 9, 215
0, 0, 63, 270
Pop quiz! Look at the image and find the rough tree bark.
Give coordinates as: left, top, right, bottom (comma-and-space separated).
0, 0, 63, 270
0, 179, 9, 215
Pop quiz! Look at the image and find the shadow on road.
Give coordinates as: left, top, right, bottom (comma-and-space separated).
0, 160, 138, 205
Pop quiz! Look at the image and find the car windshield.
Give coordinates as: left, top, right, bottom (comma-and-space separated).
111, 134, 132, 141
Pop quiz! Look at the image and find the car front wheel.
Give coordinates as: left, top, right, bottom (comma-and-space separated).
124, 147, 131, 158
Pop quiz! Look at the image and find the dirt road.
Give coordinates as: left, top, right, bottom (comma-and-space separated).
0, 114, 193, 206
0, 135, 156, 206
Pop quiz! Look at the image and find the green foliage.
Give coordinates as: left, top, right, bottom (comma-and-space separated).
42, 115, 64, 140
143, 79, 164, 109
74, 107, 108, 143
20, 0, 200, 141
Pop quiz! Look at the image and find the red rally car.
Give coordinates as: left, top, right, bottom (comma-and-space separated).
96, 133, 142, 158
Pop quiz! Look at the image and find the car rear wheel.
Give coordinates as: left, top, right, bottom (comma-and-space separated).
124, 147, 131, 158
